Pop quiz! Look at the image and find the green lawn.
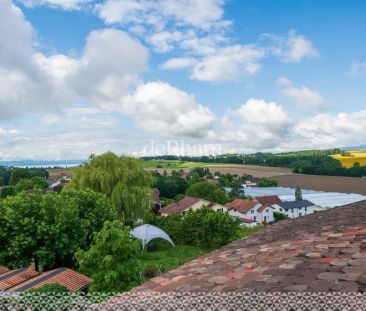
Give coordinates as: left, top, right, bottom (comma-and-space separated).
137, 241, 207, 281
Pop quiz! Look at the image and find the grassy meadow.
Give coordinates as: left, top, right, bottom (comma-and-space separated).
142, 160, 218, 169
332, 150, 366, 168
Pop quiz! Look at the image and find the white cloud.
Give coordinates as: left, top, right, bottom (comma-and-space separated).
279, 78, 326, 110
122, 82, 214, 137
160, 57, 197, 70
18, 0, 91, 10
96, 0, 229, 30
348, 62, 366, 77
291, 110, 366, 149
0, 0, 61, 119
42, 107, 116, 128
147, 31, 185, 53
276, 76, 291, 86
208, 98, 292, 148
267, 30, 319, 63
191, 44, 266, 81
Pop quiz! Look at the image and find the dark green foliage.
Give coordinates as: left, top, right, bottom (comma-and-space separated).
142, 149, 366, 177
257, 177, 278, 187
0, 186, 15, 198
0, 190, 118, 270
273, 211, 289, 221
76, 220, 141, 292
158, 208, 240, 249
186, 181, 229, 204
295, 186, 303, 200
29, 283, 69, 293
9, 168, 31, 186
15, 177, 48, 193
154, 173, 188, 199
68, 152, 152, 223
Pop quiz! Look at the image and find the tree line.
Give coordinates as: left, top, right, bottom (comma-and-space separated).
143, 148, 366, 177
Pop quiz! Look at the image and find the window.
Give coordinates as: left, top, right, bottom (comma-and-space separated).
218, 208, 223, 212
305, 206, 307, 212
264, 216, 267, 222
266, 209, 269, 213
253, 216, 256, 221
299, 212, 302, 216
280, 208, 283, 211
251, 210, 254, 214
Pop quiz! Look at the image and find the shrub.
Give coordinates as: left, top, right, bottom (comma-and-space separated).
257, 177, 278, 187
186, 182, 229, 204
273, 211, 289, 221
158, 207, 240, 249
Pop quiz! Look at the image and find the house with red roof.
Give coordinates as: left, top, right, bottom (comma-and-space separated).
159, 196, 226, 216
0, 266, 92, 292
226, 199, 274, 225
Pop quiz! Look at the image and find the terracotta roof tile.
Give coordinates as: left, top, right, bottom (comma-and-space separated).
256, 195, 282, 206
160, 197, 203, 215
0, 266, 9, 275
226, 199, 258, 213
132, 200, 366, 292
0, 268, 39, 290
9, 268, 92, 292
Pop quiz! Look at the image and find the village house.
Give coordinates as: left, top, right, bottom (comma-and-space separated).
240, 177, 260, 188
272, 199, 319, 218
159, 197, 226, 216
225, 199, 274, 226
0, 266, 91, 292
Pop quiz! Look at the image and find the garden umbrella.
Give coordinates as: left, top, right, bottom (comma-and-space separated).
130, 224, 175, 249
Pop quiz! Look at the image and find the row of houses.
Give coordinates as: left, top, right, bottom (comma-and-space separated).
0, 266, 91, 293
159, 194, 322, 227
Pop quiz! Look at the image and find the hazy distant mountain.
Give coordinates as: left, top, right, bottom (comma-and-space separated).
0, 159, 84, 168
343, 145, 366, 150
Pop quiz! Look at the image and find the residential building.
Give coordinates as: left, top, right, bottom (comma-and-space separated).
159, 197, 226, 216
256, 195, 282, 206
226, 199, 274, 225
0, 267, 92, 292
272, 200, 319, 218
240, 177, 260, 188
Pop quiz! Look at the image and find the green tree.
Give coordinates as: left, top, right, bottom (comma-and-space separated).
257, 177, 278, 187
0, 190, 118, 270
9, 168, 30, 186
68, 152, 152, 223
15, 177, 48, 193
186, 181, 229, 204
158, 207, 240, 249
295, 186, 303, 201
76, 220, 141, 292
0, 186, 15, 198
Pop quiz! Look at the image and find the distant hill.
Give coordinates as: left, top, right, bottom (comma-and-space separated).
0, 159, 84, 168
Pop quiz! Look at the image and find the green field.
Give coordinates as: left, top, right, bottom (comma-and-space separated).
332, 150, 366, 168
142, 160, 218, 169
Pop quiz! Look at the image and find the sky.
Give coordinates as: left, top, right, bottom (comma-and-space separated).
0, 0, 366, 160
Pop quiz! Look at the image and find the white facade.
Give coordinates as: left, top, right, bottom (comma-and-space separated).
228, 203, 274, 223
272, 203, 320, 219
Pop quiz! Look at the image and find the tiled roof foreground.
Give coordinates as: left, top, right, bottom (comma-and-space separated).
0, 267, 92, 292
133, 200, 366, 292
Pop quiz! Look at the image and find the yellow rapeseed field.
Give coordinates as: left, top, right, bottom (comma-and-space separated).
332, 150, 366, 168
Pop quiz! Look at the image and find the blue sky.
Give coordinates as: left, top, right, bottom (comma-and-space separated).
0, 0, 366, 160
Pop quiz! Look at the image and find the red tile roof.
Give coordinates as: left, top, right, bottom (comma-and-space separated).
0, 266, 9, 275
159, 197, 202, 215
256, 195, 282, 206
9, 268, 92, 292
0, 268, 39, 290
257, 204, 270, 213
131, 200, 366, 293
226, 199, 258, 213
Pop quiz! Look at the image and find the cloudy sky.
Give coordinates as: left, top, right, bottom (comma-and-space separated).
1, 0, 366, 160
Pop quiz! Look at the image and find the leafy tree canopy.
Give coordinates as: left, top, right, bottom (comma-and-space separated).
0, 190, 117, 270
68, 152, 152, 223
76, 220, 141, 292
186, 181, 229, 204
